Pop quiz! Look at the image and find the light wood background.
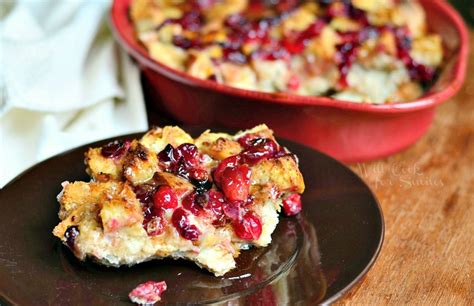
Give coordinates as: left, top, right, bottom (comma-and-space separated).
338, 33, 474, 305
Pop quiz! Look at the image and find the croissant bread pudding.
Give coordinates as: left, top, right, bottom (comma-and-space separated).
130, 0, 443, 104
53, 125, 305, 276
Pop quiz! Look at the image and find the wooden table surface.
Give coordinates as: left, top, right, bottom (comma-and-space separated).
337, 33, 474, 305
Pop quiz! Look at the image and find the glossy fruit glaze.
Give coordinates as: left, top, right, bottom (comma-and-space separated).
102, 133, 301, 242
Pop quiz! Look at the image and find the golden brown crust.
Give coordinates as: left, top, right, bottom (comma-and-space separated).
123, 141, 159, 185
251, 155, 305, 194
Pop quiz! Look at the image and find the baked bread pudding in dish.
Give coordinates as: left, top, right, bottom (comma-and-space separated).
129, 0, 443, 104
53, 125, 305, 276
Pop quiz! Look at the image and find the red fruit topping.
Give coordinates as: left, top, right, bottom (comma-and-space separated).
394, 27, 436, 84
233, 212, 262, 240
175, 143, 199, 167
237, 133, 260, 148
282, 193, 302, 216
222, 45, 247, 64
189, 168, 212, 192
213, 155, 242, 185
283, 20, 326, 55
240, 138, 279, 165
177, 11, 202, 31
222, 200, 241, 222
220, 164, 251, 202
146, 215, 166, 236
243, 195, 254, 207
129, 281, 167, 305
157, 144, 175, 164
182, 192, 205, 216
64, 226, 79, 250
172, 35, 194, 49
153, 185, 178, 210
335, 42, 359, 88
100, 140, 130, 158
172, 208, 201, 241
189, 168, 208, 181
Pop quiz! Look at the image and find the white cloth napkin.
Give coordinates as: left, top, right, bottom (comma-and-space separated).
0, 0, 148, 188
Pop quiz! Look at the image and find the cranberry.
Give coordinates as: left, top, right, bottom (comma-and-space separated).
100, 140, 130, 158
254, 47, 291, 61
158, 144, 175, 164
175, 143, 199, 168
146, 215, 166, 236
233, 212, 262, 240
64, 226, 79, 250
222, 200, 241, 222
282, 20, 326, 55
282, 193, 302, 216
222, 46, 247, 65
128, 281, 167, 305
177, 11, 202, 31
172, 208, 201, 241
237, 133, 261, 149
172, 35, 194, 49
153, 185, 178, 210
182, 192, 205, 216
240, 139, 279, 165
134, 185, 156, 206
158, 143, 202, 180
220, 164, 251, 202
348, 4, 369, 25
243, 195, 254, 207
189, 168, 212, 192
335, 42, 359, 87
393, 26, 436, 84
213, 155, 242, 185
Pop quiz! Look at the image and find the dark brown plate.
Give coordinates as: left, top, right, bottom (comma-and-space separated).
0, 128, 384, 305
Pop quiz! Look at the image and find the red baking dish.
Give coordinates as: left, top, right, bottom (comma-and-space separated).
110, 0, 468, 163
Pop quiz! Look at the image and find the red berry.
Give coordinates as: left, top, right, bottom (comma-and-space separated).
240, 139, 278, 165
101, 140, 130, 158
189, 168, 208, 181
171, 208, 201, 241
213, 155, 242, 185
282, 193, 302, 216
233, 212, 262, 240
222, 201, 241, 222
176, 143, 199, 167
220, 164, 251, 202
237, 133, 260, 148
182, 191, 205, 216
153, 185, 178, 210
128, 281, 167, 305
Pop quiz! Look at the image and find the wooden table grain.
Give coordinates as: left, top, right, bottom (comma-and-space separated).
338, 33, 474, 305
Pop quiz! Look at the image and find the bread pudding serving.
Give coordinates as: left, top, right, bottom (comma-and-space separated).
129, 0, 443, 104
53, 125, 304, 276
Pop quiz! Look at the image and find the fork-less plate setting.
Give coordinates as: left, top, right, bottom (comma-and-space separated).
0, 128, 383, 305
